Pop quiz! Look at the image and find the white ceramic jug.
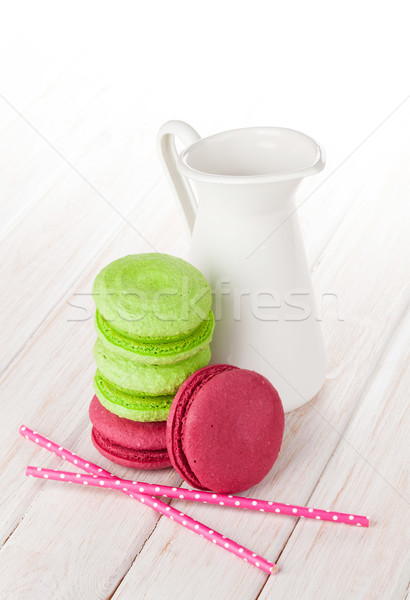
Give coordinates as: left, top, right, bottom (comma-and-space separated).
157, 120, 327, 412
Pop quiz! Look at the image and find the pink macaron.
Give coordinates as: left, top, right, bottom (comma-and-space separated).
166, 364, 285, 493
89, 395, 171, 469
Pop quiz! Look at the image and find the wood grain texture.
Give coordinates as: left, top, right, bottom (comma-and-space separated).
100, 103, 410, 600
0, 182, 183, 547
0, 90, 254, 550
1, 64, 409, 600
0, 77, 255, 378
259, 309, 410, 600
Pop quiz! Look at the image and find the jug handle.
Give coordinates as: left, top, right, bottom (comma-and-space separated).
157, 120, 201, 235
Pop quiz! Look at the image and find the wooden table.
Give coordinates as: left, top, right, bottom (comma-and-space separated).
0, 35, 409, 599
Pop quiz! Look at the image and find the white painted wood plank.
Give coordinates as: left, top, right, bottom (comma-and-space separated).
258, 308, 410, 600
0, 107, 409, 598
0, 181, 185, 546
0, 44, 123, 232
0, 56, 152, 236
0, 155, 159, 372
0, 426, 184, 600
296, 100, 410, 266
0, 81, 256, 378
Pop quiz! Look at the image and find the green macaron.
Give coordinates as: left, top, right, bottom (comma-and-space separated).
93, 371, 173, 422
94, 340, 211, 395
92, 253, 212, 341
95, 307, 214, 365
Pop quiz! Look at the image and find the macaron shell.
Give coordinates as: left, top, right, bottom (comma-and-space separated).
167, 365, 285, 493
91, 428, 171, 470
94, 339, 211, 395
93, 372, 174, 421
89, 395, 167, 450
166, 364, 238, 490
92, 253, 211, 340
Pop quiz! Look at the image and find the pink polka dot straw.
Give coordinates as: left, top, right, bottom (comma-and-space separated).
20, 425, 370, 575
20, 425, 276, 575
20, 425, 369, 528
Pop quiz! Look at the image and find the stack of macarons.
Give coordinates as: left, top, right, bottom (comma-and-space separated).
89, 253, 214, 470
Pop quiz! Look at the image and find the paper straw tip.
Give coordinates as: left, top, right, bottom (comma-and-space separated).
269, 564, 279, 575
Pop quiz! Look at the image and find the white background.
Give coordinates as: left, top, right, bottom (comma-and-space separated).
1, 0, 409, 191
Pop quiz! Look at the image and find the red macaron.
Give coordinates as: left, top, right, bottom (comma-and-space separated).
89, 395, 171, 469
166, 364, 285, 493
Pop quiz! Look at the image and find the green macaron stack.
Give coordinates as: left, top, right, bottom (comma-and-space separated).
92, 253, 214, 424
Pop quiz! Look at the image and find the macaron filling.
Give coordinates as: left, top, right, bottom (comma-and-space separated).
92, 253, 212, 340
168, 364, 237, 489
94, 371, 174, 421
95, 309, 214, 360
94, 342, 211, 395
